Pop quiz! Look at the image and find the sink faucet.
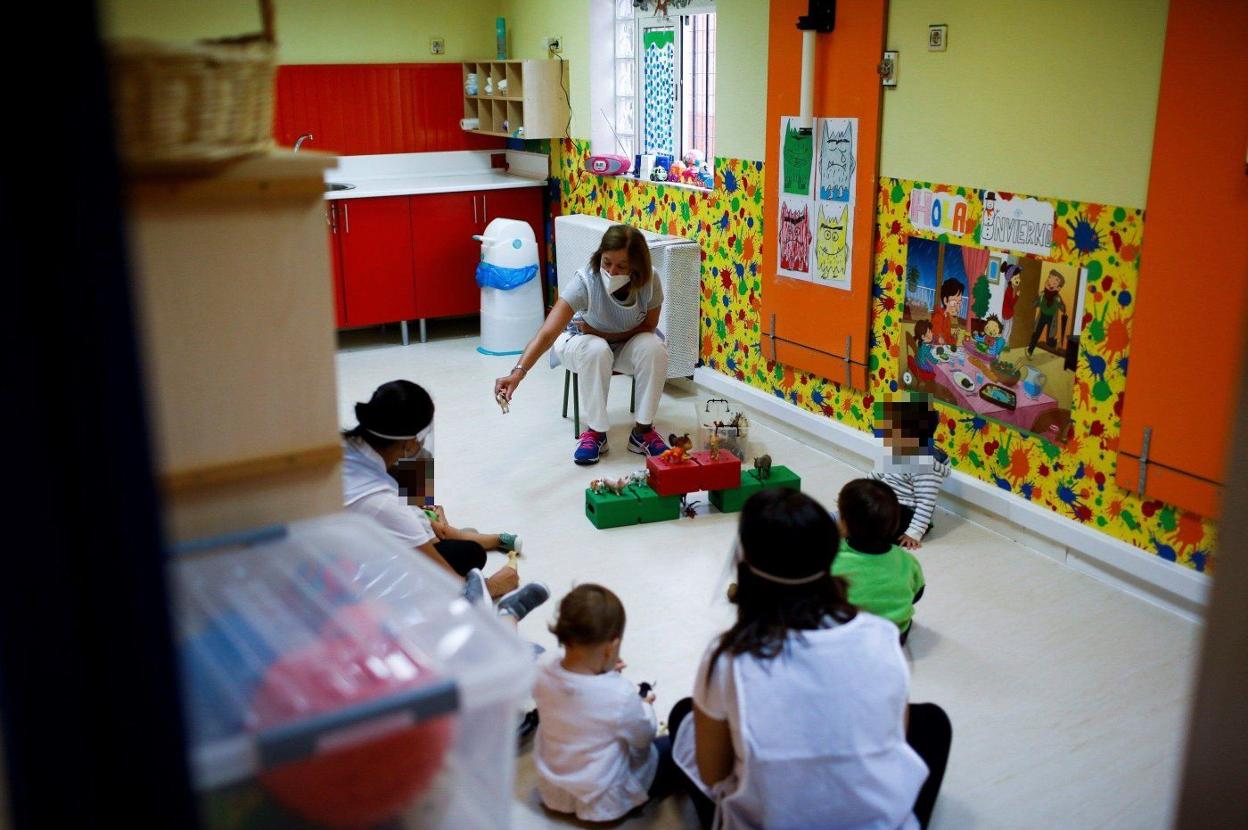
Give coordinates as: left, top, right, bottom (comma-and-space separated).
294, 133, 314, 152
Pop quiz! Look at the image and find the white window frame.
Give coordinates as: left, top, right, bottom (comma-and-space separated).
593, 0, 715, 180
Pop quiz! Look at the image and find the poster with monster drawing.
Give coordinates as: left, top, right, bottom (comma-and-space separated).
779, 116, 814, 197
777, 197, 814, 281
812, 201, 853, 289
817, 118, 857, 203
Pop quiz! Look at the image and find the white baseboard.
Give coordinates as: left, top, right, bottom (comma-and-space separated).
693, 367, 1211, 623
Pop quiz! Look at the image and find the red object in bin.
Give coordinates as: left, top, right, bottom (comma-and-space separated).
253, 603, 456, 829
646, 453, 704, 496
690, 451, 742, 491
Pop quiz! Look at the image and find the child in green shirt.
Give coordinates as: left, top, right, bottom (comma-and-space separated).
833, 479, 926, 644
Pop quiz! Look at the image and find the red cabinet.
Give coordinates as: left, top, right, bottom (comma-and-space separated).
409, 191, 481, 320
337, 196, 417, 328
326, 185, 546, 332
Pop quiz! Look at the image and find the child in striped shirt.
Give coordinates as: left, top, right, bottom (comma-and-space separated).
872, 397, 950, 550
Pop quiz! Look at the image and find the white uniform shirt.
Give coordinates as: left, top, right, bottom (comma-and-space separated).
341, 437, 435, 548
674, 613, 927, 830
532, 659, 660, 821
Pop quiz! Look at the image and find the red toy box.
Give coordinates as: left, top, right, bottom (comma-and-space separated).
689, 451, 741, 491
645, 453, 704, 496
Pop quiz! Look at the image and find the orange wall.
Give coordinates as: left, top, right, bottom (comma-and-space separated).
1116, 0, 1248, 517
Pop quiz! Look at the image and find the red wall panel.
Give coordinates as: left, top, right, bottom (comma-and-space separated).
274, 64, 504, 156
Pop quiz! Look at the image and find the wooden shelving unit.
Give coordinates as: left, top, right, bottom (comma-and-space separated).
461, 59, 568, 139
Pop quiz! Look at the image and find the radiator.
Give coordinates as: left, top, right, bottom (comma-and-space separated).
554, 214, 701, 379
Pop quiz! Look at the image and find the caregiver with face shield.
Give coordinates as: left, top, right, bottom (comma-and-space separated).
493, 225, 672, 466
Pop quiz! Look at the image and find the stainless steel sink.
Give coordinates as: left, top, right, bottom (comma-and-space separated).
325, 183, 356, 192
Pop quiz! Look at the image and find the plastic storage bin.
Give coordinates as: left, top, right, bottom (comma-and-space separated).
475, 217, 544, 356
697, 397, 751, 461
173, 513, 533, 829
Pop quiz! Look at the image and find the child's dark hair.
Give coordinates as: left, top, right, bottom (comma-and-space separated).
983, 314, 1003, 331
589, 225, 653, 292
914, 320, 932, 340
939, 280, 963, 302
1002, 263, 1022, 280
838, 479, 901, 549
549, 584, 627, 646
342, 380, 434, 453
709, 490, 856, 682
880, 397, 940, 445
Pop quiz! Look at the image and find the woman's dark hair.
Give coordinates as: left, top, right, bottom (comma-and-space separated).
549, 584, 626, 646
588, 224, 653, 292
708, 490, 856, 683
838, 479, 901, 549
1002, 263, 1023, 280
342, 380, 434, 453
939, 279, 964, 302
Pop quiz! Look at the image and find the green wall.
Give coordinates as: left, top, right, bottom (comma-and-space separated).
100, 0, 501, 63
879, 0, 1168, 207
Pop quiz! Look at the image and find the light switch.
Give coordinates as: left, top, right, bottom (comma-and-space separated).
880, 51, 899, 87
430, 37, 445, 55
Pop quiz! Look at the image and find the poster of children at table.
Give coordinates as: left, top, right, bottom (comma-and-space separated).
776, 116, 856, 288
899, 198, 1086, 443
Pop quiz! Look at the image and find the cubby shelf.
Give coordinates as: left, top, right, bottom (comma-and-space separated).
462, 59, 568, 140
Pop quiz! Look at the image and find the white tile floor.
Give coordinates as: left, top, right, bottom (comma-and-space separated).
337, 323, 1201, 830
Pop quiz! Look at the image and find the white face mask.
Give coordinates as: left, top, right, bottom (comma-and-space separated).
602, 269, 631, 294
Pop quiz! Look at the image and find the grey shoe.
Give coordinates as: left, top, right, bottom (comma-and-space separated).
497, 582, 551, 622
461, 568, 489, 605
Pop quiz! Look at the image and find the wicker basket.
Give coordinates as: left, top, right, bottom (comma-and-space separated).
108, 0, 277, 172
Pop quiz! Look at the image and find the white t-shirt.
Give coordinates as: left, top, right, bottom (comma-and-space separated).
341, 437, 435, 548
674, 613, 927, 830
532, 659, 659, 822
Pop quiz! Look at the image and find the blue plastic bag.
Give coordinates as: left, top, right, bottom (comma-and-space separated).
475, 261, 538, 290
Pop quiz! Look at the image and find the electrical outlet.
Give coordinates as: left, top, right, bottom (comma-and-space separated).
546, 36, 562, 54
430, 37, 445, 55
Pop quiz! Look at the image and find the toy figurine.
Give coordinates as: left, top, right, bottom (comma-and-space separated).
590, 477, 628, 495
680, 495, 701, 519
660, 433, 694, 464
709, 434, 721, 461
484, 76, 493, 95
753, 454, 772, 481
650, 166, 668, 182
495, 392, 510, 414
627, 469, 650, 487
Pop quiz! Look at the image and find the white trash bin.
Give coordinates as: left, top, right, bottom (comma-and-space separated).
474, 217, 544, 356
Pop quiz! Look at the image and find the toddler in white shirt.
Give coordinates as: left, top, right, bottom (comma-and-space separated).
532, 584, 679, 821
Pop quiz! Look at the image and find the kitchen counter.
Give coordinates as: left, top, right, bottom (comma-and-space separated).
323, 149, 547, 200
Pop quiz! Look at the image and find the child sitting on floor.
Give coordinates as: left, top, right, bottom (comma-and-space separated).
872, 395, 951, 550
532, 584, 677, 822
834, 479, 926, 644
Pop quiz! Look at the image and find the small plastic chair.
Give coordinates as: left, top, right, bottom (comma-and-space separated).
563, 370, 636, 437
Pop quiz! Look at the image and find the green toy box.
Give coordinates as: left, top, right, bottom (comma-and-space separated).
709, 465, 802, 513
631, 484, 682, 523
585, 488, 641, 529
748, 465, 801, 492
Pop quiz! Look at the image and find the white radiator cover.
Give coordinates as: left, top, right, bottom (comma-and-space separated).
554, 214, 701, 379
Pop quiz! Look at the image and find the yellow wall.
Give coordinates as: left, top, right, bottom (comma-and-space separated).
100, 0, 501, 64
879, 0, 1168, 207
499, 0, 769, 160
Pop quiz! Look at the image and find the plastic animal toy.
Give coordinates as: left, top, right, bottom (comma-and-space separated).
680, 495, 701, 519
660, 433, 694, 464
495, 392, 510, 414
709, 434, 721, 461
753, 454, 772, 481
591, 477, 628, 496
627, 469, 650, 487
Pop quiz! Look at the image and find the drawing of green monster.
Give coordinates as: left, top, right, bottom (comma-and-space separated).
815, 203, 849, 282
782, 121, 813, 195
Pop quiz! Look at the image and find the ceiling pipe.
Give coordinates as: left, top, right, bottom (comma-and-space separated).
796, 0, 837, 133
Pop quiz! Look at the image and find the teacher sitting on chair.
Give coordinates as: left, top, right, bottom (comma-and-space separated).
494, 224, 671, 466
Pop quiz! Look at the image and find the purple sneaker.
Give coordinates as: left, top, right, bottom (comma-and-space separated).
628, 428, 669, 456
573, 430, 608, 465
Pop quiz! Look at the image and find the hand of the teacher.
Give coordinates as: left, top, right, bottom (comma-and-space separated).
575, 319, 607, 339
494, 372, 521, 402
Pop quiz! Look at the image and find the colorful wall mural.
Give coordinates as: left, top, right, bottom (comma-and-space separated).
556, 138, 1214, 573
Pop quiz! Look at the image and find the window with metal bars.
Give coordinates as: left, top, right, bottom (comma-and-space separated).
611, 1, 715, 187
